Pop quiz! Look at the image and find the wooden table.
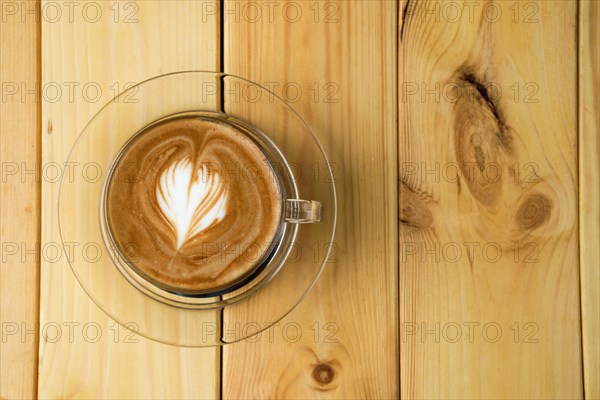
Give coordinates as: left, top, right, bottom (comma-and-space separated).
1, 1, 598, 398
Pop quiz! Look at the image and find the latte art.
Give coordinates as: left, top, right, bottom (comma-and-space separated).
156, 159, 228, 249
106, 117, 283, 293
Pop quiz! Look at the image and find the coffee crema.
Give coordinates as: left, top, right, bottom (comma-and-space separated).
106, 117, 283, 293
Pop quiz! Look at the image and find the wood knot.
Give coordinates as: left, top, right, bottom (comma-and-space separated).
313, 363, 335, 384
516, 193, 551, 231
400, 182, 433, 229
311, 362, 339, 391
452, 67, 512, 207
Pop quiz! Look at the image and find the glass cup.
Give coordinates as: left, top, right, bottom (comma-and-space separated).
100, 110, 324, 304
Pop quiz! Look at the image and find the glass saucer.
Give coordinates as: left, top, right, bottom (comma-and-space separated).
59, 71, 337, 346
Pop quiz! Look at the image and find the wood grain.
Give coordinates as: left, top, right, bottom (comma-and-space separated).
0, 0, 594, 398
579, 1, 600, 398
0, 2, 41, 398
222, 1, 398, 398
399, 0, 581, 398
39, 1, 220, 398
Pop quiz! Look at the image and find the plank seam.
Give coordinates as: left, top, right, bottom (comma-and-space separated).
576, 0, 586, 398
219, 0, 225, 398
35, 0, 42, 397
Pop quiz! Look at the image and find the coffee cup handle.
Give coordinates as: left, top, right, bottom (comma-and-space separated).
284, 199, 322, 224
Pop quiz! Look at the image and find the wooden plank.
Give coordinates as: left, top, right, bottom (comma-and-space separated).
399, 0, 581, 398
0, 1, 41, 397
399, 1, 583, 398
222, 1, 398, 398
39, 1, 220, 398
579, 1, 600, 398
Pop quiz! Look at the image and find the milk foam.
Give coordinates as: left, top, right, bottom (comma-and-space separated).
156, 157, 228, 249
108, 117, 282, 291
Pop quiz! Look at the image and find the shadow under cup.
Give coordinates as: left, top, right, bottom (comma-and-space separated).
100, 111, 320, 304
59, 71, 336, 346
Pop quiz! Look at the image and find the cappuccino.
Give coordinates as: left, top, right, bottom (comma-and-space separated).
106, 116, 283, 294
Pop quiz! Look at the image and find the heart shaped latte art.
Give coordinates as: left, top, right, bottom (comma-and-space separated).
156, 158, 228, 249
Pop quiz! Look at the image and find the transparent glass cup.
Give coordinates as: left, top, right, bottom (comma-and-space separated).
101, 111, 324, 303
59, 71, 337, 346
